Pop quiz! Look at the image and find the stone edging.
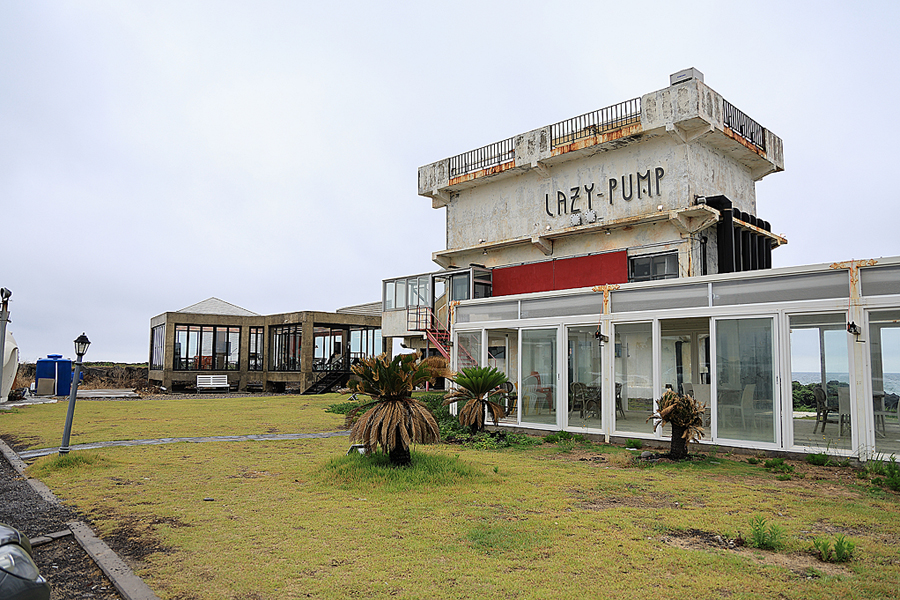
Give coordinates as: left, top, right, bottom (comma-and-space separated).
0, 439, 161, 600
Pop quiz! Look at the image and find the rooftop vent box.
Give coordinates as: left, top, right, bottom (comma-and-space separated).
670, 68, 704, 86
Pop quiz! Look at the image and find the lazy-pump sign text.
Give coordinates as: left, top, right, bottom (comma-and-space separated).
545, 167, 665, 217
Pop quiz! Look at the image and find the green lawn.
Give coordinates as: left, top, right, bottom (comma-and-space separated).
3, 395, 900, 599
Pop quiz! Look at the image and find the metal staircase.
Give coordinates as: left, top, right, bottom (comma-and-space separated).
302, 370, 348, 395
407, 306, 477, 369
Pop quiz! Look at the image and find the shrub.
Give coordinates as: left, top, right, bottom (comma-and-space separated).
748, 515, 785, 551
813, 534, 856, 562
325, 394, 366, 415
625, 439, 643, 449
806, 452, 833, 467
866, 456, 900, 492
543, 431, 573, 444
764, 458, 794, 474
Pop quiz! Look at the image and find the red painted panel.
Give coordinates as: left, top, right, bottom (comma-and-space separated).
492, 260, 555, 296
553, 252, 628, 290
492, 251, 628, 297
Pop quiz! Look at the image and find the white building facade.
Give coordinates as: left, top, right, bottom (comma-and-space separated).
383, 69, 900, 459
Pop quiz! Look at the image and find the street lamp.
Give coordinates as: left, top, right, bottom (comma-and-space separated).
0, 288, 11, 403
59, 333, 90, 455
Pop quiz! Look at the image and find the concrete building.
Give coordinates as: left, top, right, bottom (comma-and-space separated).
384, 69, 900, 460
384, 68, 785, 356
149, 298, 381, 393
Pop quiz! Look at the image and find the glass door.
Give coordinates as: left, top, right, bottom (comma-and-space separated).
714, 317, 778, 445
614, 322, 656, 436
788, 313, 851, 450
870, 310, 900, 456
521, 328, 558, 427
566, 326, 603, 430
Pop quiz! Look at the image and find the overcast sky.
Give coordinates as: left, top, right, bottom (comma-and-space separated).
2, 0, 899, 363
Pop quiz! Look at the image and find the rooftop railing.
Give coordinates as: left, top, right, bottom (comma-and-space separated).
723, 99, 766, 151
550, 97, 641, 149
448, 136, 515, 179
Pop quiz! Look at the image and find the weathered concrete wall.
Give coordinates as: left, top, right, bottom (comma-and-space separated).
443, 132, 753, 255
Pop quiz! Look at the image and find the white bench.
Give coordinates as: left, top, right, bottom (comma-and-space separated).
196, 374, 229, 392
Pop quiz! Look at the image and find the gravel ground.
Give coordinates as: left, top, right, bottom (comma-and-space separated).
0, 449, 123, 600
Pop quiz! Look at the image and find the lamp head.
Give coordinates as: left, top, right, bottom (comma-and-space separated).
0, 288, 10, 302
74, 333, 91, 357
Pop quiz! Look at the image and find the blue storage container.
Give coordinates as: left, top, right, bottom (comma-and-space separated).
35, 354, 72, 396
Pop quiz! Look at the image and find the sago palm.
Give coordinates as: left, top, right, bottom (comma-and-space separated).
444, 365, 509, 435
349, 352, 447, 466
647, 389, 706, 460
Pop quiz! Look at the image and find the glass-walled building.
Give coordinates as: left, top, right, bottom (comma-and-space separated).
450, 259, 900, 460
149, 298, 382, 393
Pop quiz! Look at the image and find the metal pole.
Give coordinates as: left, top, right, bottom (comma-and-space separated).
59, 351, 84, 455
0, 289, 10, 403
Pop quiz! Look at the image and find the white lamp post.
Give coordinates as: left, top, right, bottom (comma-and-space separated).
59, 333, 90, 455
0, 288, 10, 403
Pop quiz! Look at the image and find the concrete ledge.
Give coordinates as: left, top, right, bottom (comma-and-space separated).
69, 521, 161, 600
0, 439, 59, 505
0, 438, 160, 600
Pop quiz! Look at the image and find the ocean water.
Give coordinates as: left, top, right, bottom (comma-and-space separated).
791, 372, 900, 395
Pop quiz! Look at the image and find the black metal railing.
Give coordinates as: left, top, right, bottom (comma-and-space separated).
723, 99, 766, 151
550, 98, 641, 148
448, 136, 515, 178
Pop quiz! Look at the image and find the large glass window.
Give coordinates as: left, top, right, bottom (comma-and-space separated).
271, 325, 302, 371
661, 318, 711, 430
384, 281, 395, 310
789, 314, 851, 450
384, 276, 433, 311
870, 310, 900, 456
567, 326, 602, 430
456, 331, 482, 371
173, 325, 239, 371
350, 328, 382, 362
150, 325, 165, 371
249, 327, 264, 371
488, 329, 518, 420
629, 252, 678, 282
521, 329, 557, 426
451, 273, 470, 302
614, 322, 655, 434
716, 318, 776, 444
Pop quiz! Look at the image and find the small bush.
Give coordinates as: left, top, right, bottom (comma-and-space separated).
748, 515, 785, 551
764, 458, 794, 474
504, 433, 542, 449
866, 456, 900, 492
813, 534, 856, 562
470, 432, 502, 451
806, 453, 833, 467
544, 431, 573, 444
746, 457, 760, 465
625, 439, 643, 449
325, 397, 366, 415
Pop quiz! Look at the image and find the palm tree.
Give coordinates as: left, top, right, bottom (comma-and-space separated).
444, 366, 509, 435
349, 352, 446, 466
647, 389, 706, 460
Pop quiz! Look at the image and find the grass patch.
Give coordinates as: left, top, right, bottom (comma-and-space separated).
8, 395, 900, 599
466, 521, 547, 555
28, 450, 112, 477
324, 450, 483, 491
0, 394, 348, 450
